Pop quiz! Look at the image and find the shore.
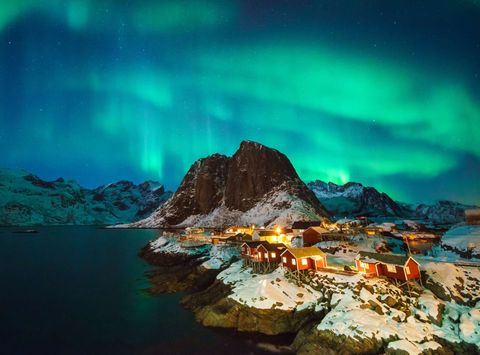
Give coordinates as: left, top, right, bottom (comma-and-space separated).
141, 235, 480, 354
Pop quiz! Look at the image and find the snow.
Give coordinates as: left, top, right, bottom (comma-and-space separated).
423, 261, 480, 304
218, 261, 321, 310
0, 168, 171, 226
459, 303, 480, 344
138, 183, 323, 228
442, 224, 480, 256
201, 245, 240, 270
387, 340, 441, 355
417, 290, 442, 321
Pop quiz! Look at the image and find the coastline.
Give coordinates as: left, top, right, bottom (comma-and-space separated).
140, 235, 480, 354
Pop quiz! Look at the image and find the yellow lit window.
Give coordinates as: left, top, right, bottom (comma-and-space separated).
282, 257, 287, 263
301, 259, 308, 266
271, 252, 276, 258
386, 264, 396, 273
360, 261, 367, 268
264, 253, 268, 258
292, 259, 296, 265
405, 266, 411, 274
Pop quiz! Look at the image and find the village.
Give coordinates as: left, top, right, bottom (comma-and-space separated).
174, 208, 480, 289
143, 208, 480, 354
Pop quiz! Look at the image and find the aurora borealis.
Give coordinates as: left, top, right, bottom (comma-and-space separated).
1, 0, 479, 204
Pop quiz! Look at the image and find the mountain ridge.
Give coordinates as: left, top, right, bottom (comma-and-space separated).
0, 168, 172, 226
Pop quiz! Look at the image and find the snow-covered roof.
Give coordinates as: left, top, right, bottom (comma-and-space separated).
357, 251, 413, 266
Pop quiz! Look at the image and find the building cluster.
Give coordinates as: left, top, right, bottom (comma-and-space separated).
240, 240, 421, 283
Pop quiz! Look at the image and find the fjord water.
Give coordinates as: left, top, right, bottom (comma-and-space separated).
0, 227, 288, 354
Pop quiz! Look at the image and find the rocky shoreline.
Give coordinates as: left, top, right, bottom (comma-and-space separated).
140, 237, 480, 354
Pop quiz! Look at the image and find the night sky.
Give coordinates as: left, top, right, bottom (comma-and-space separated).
1, 1, 479, 204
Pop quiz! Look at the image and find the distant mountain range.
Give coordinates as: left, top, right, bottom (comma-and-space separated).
0, 169, 172, 226
307, 180, 477, 224
2, 145, 476, 226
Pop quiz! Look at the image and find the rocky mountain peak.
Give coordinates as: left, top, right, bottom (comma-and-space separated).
133, 141, 329, 228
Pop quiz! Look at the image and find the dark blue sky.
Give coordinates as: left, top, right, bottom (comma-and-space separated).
0, 0, 479, 204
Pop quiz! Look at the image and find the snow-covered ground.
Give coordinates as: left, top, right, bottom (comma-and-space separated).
216, 258, 480, 352
218, 261, 322, 311
442, 224, 480, 257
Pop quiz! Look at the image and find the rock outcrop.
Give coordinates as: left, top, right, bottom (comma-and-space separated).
133, 141, 329, 228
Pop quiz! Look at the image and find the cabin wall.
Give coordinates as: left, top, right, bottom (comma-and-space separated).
303, 231, 322, 246
314, 257, 326, 269
281, 251, 299, 270
377, 264, 407, 281
406, 259, 420, 280
356, 260, 378, 275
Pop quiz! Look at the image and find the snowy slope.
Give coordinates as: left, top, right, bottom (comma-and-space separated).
308, 180, 406, 217
0, 168, 171, 226
442, 224, 480, 257
133, 182, 324, 228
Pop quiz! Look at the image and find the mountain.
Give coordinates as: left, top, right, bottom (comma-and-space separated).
131, 141, 329, 228
0, 169, 172, 226
307, 180, 406, 218
308, 180, 477, 225
405, 200, 478, 225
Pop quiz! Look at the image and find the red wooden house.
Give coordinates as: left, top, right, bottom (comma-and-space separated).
241, 241, 268, 262
302, 226, 330, 246
256, 243, 287, 263
355, 251, 420, 281
280, 247, 327, 271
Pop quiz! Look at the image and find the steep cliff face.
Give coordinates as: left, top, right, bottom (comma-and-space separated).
133, 141, 329, 228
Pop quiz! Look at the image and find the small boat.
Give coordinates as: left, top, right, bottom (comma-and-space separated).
13, 229, 38, 234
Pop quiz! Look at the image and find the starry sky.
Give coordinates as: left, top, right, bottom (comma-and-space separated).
0, 0, 479, 204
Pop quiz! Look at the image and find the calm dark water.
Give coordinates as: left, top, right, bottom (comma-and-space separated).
0, 226, 291, 355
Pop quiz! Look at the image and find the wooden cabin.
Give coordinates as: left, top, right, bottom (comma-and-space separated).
355, 251, 420, 281
302, 226, 330, 246
256, 243, 287, 263
281, 247, 327, 271
292, 221, 323, 236
241, 241, 268, 261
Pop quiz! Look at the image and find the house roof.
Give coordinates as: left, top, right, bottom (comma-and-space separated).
242, 241, 268, 248
304, 226, 329, 234
282, 247, 326, 258
291, 221, 322, 229
258, 243, 287, 252
356, 251, 414, 266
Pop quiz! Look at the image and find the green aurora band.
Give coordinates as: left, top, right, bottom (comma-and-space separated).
0, 0, 479, 204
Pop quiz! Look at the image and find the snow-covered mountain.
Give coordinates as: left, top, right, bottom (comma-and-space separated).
307, 180, 477, 225
405, 200, 478, 225
131, 141, 329, 228
0, 169, 172, 226
307, 180, 406, 218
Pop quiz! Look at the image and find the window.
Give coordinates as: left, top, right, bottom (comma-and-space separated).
359, 261, 367, 269
292, 259, 296, 266
271, 252, 276, 258
282, 257, 287, 263
386, 264, 396, 273
301, 259, 308, 266
264, 252, 268, 258
405, 266, 411, 274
